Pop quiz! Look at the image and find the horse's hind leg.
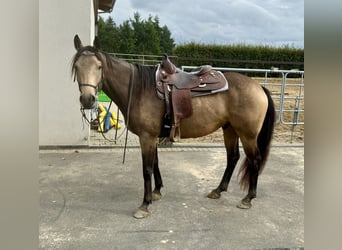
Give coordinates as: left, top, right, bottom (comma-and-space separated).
237, 138, 262, 209
208, 125, 240, 199
152, 147, 163, 201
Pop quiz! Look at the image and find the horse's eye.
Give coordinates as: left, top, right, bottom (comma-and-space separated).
98, 65, 102, 70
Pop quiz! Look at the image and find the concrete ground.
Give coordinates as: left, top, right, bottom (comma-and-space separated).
39, 145, 304, 250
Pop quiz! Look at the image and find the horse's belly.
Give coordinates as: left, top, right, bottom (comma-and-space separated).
179, 120, 222, 138
179, 96, 229, 138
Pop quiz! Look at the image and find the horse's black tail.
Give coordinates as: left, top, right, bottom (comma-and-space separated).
257, 87, 276, 171
239, 86, 275, 191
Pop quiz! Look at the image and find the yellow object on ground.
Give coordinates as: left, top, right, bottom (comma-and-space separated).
97, 104, 121, 132
110, 112, 121, 129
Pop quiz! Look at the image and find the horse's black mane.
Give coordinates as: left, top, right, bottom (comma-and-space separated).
72, 46, 157, 91
134, 63, 157, 91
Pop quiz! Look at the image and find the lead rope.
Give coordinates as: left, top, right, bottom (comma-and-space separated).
80, 107, 92, 128
114, 105, 120, 143
79, 65, 134, 164
122, 64, 135, 164
97, 100, 120, 143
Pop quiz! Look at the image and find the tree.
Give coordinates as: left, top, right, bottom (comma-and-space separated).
142, 15, 161, 54
159, 25, 175, 54
130, 12, 146, 54
97, 16, 119, 52
117, 20, 135, 53
152, 16, 175, 54
98, 12, 175, 55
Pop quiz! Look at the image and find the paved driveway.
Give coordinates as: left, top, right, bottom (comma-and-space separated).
39, 145, 304, 249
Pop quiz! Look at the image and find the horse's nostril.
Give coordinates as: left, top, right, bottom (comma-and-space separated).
79, 94, 86, 104
91, 95, 96, 103
79, 94, 96, 109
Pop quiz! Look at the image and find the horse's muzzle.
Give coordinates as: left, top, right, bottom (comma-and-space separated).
79, 94, 96, 109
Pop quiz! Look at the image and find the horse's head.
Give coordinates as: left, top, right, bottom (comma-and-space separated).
72, 35, 104, 109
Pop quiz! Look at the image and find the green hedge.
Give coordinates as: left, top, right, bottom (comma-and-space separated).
172, 43, 304, 71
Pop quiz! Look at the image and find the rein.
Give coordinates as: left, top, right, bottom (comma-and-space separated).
80, 104, 127, 142
122, 64, 135, 164
79, 63, 135, 164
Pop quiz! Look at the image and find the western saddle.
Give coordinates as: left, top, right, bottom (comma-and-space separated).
156, 55, 228, 141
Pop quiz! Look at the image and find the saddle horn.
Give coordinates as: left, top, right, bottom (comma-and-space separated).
161, 54, 176, 74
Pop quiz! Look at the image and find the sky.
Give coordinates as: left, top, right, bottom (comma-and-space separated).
101, 0, 304, 48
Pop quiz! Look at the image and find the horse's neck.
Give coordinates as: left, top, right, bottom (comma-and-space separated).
102, 59, 132, 118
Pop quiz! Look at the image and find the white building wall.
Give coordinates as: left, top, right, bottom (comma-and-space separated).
39, 0, 95, 145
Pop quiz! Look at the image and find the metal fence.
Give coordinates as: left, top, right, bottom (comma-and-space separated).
108, 53, 173, 65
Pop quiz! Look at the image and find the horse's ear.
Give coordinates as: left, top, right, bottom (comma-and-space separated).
74, 34, 83, 51
93, 36, 101, 50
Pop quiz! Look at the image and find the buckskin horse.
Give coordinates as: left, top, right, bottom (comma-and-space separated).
71, 35, 275, 219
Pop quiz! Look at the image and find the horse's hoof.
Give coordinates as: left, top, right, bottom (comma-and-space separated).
237, 200, 252, 209
152, 192, 162, 201
207, 190, 221, 199
133, 208, 150, 219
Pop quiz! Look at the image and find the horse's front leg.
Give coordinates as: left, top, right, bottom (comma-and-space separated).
152, 146, 163, 201
133, 136, 158, 219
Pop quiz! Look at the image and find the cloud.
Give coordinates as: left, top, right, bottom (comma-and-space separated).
107, 0, 304, 48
